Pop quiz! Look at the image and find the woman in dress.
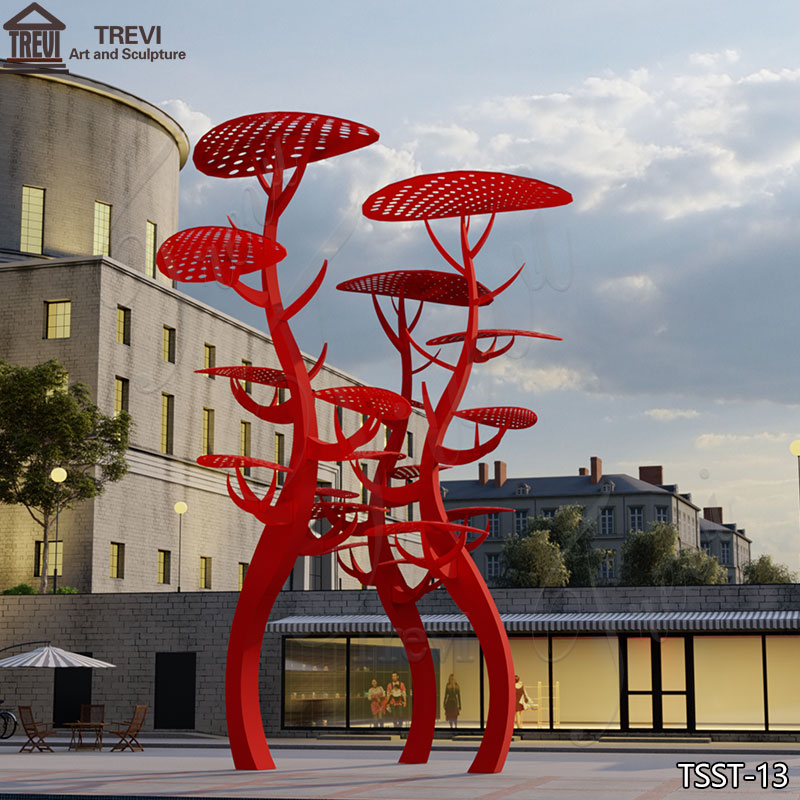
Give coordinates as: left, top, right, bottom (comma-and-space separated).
385, 672, 407, 728
366, 678, 386, 727
443, 673, 461, 729
514, 674, 531, 729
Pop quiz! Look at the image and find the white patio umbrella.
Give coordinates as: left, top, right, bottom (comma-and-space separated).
0, 645, 115, 669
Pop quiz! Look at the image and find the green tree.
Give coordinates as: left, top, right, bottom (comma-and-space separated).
530, 505, 603, 586
0, 360, 131, 594
742, 554, 798, 584
654, 548, 728, 586
620, 522, 678, 585
496, 529, 570, 588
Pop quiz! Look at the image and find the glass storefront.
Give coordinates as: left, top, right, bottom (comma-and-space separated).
281, 632, 800, 733
284, 638, 347, 728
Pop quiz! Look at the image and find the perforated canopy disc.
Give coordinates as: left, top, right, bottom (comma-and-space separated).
350, 450, 407, 460
197, 455, 289, 472
311, 501, 376, 519
193, 112, 380, 178
315, 488, 359, 500
427, 328, 562, 346
391, 464, 452, 480
157, 226, 285, 284
197, 366, 289, 387
315, 386, 410, 422
336, 270, 492, 307
362, 170, 573, 221
454, 406, 538, 429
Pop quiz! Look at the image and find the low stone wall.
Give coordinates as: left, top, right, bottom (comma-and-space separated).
0, 584, 797, 736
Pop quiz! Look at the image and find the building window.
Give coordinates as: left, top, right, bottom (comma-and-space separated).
516, 483, 531, 496
486, 553, 500, 579
600, 507, 615, 535
145, 221, 157, 278
20, 185, 44, 254
720, 541, 731, 564
655, 506, 668, 523
360, 462, 369, 504
629, 507, 644, 532
541, 508, 556, 520
110, 542, 125, 579
161, 394, 174, 454
275, 432, 285, 486
277, 386, 286, 404
238, 562, 248, 591
487, 513, 499, 537
240, 421, 251, 476
162, 326, 176, 363
114, 376, 129, 415
200, 556, 212, 589
514, 509, 528, 535
116, 306, 131, 345
241, 359, 252, 394
407, 503, 414, 521
93, 201, 112, 256
157, 549, 171, 584
406, 431, 414, 458
34, 540, 62, 577
202, 408, 215, 456
43, 300, 71, 339
600, 551, 616, 580
204, 343, 216, 376
702, 542, 711, 554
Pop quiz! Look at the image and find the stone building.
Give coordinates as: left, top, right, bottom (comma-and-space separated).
0, 63, 421, 594
441, 457, 709, 584
700, 507, 751, 584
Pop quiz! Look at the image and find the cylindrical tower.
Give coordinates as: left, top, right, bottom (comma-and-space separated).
0, 62, 189, 268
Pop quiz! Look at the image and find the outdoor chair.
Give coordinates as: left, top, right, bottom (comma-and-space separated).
80, 704, 105, 723
18, 706, 55, 753
108, 705, 148, 752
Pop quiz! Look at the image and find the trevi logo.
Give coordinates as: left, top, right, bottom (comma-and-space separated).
3, 2, 67, 73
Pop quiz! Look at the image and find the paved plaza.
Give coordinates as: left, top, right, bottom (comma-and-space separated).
2, 739, 800, 799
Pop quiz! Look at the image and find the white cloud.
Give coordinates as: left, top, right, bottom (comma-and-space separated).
158, 99, 213, 144
485, 358, 592, 393
645, 408, 699, 421
695, 431, 790, 449
689, 49, 741, 68
596, 273, 657, 299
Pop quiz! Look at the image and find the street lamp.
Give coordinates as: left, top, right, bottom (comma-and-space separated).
174, 501, 187, 592
49, 467, 67, 594
791, 440, 800, 527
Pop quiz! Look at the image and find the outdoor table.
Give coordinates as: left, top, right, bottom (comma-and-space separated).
64, 721, 106, 751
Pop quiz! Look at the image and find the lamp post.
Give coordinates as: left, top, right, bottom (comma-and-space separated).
174, 502, 187, 592
791, 440, 800, 533
49, 467, 67, 594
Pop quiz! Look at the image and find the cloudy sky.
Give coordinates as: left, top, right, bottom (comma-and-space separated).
35, 0, 800, 567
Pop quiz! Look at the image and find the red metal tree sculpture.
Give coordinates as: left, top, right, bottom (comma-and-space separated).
157, 112, 572, 774
334, 170, 571, 772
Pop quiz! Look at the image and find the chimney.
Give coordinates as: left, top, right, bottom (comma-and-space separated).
478, 462, 489, 485
494, 460, 507, 488
590, 456, 602, 484
579, 467, 588, 476
704, 507, 723, 524
639, 465, 663, 486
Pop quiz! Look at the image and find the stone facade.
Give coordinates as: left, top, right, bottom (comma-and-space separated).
1, 585, 798, 736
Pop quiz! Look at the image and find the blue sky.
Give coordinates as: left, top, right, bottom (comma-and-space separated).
20, 0, 800, 568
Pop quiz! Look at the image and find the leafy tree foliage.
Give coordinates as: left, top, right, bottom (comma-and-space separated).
742, 554, 797, 584
620, 523, 678, 586
654, 547, 728, 586
0, 360, 131, 593
495, 528, 569, 588
530, 505, 603, 587
621, 522, 727, 586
